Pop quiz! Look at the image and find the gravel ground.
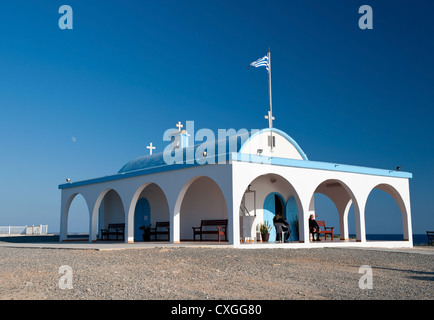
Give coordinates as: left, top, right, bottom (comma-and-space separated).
0, 246, 432, 300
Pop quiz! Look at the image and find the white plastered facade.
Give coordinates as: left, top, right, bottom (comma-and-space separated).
59, 128, 413, 248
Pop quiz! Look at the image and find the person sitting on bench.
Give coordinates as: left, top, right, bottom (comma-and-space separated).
309, 214, 321, 241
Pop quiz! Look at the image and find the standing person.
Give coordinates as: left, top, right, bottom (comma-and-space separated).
309, 214, 321, 241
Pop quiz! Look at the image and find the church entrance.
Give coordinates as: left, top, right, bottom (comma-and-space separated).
131, 183, 170, 242
263, 192, 299, 242
240, 173, 302, 243
263, 192, 285, 242
134, 198, 151, 242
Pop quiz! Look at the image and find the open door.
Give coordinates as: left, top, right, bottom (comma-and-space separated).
286, 196, 299, 241
134, 198, 151, 242
263, 192, 285, 242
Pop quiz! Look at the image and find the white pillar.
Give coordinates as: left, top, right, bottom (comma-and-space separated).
228, 188, 238, 246
399, 182, 412, 243
170, 194, 181, 244
171, 203, 181, 243
402, 202, 412, 243
339, 199, 352, 240
355, 201, 366, 242
89, 206, 98, 242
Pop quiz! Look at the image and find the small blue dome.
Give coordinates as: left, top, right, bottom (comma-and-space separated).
118, 153, 169, 173
118, 128, 306, 173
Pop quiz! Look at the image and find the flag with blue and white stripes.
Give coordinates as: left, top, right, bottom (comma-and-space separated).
249, 55, 269, 71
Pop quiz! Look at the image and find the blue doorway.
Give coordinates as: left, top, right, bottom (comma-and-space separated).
263, 192, 285, 242
286, 196, 299, 241
264, 193, 299, 242
134, 198, 151, 242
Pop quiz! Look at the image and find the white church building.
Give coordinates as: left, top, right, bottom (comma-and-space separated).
58, 125, 413, 248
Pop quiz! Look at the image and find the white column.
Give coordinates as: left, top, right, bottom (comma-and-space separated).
299, 208, 317, 243
171, 203, 181, 244
400, 182, 413, 243
227, 188, 238, 246
355, 201, 366, 242
122, 195, 134, 244
89, 208, 98, 242
169, 193, 181, 244
339, 200, 352, 240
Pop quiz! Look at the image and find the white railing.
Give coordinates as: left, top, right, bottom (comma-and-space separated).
0, 225, 48, 235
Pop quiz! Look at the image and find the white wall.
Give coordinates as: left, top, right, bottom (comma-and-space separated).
232, 160, 412, 246
240, 131, 304, 159
100, 190, 125, 229
60, 163, 233, 243
59, 154, 411, 248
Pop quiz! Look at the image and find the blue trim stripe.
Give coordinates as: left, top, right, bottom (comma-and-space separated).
231, 153, 413, 179
59, 152, 412, 190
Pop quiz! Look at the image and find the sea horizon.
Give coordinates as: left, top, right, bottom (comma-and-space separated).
349, 233, 429, 245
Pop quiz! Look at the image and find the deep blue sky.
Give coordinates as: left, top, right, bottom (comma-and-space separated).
0, 1, 433, 234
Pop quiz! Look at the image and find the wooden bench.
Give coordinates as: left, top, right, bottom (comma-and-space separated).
100, 223, 125, 241
149, 221, 170, 241
427, 231, 434, 246
192, 219, 228, 242
317, 221, 334, 241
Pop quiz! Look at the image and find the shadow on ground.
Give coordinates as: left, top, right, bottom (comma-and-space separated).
0, 235, 60, 243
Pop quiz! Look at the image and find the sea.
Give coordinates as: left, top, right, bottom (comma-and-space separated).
349, 234, 429, 246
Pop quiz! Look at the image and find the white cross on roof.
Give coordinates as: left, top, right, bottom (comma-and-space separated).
264, 110, 275, 128
146, 142, 156, 155
176, 121, 183, 131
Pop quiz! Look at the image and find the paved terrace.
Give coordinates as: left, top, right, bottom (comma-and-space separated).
0, 235, 433, 255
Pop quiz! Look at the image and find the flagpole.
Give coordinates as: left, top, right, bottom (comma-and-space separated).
268, 48, 273, 128
268, 48, 274, 151
250, 49, 275, 148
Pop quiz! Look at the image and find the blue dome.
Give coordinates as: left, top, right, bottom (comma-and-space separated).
118, 152, 169, 173
118, 128, 307, 173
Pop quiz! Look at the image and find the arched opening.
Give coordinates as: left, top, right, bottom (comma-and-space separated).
310, 179, 358, 241
179, 176, 228, 241
365, 184, 407, 241
263, 192, 285, 242
132, 183, 170, 242
97, 189, 125, 241
65, 193, 89, 241
239, 173, 302, 243
312, 193, 339, 239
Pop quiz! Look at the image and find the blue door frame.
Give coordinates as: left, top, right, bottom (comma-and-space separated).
134, 198, 151, 242
263, 193, 299, 242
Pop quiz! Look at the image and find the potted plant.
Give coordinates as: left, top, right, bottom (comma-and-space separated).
139, 224, 151, 241
259, 221, 272, 242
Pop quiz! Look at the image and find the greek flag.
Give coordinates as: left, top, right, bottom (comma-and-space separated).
249, 55, 269, 71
